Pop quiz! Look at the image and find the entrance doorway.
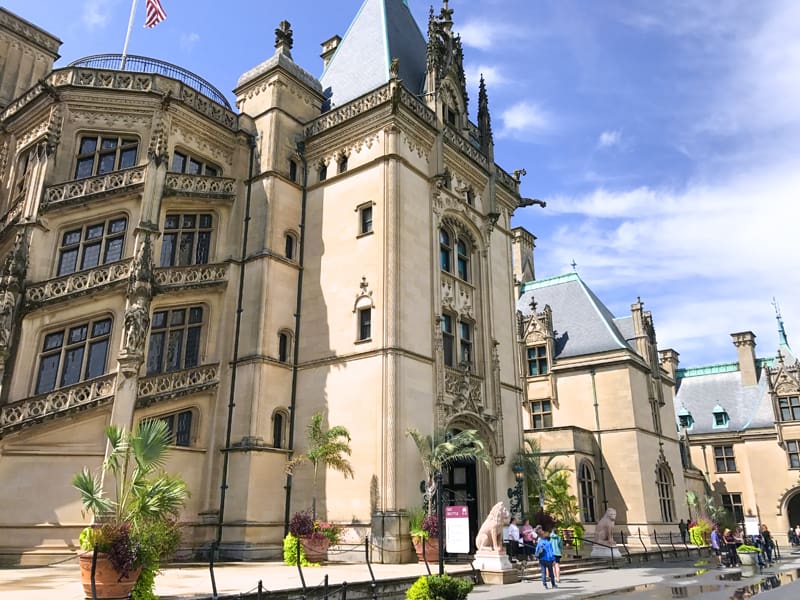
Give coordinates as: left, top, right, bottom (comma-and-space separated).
442, 460, 478, 554
787, 491, 800, 534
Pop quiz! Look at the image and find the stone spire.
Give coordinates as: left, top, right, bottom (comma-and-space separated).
773, 297, 789, 347
275, 20, 293, 58
478, 74, 493, 156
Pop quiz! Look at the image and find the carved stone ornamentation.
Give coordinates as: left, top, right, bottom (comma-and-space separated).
43, 165, 146, 209
154, 264, 229, 290
137, 364, 220, 407
26, 260, 132, 306
163, 173, 236, 198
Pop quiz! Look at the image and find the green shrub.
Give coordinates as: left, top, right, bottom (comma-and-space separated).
736, 544, 760, 553
282, 533, 318, 567
406, 574, 473, 600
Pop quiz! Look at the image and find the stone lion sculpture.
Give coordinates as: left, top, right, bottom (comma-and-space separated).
595, 507, 617, 546
475, 501, 509, 552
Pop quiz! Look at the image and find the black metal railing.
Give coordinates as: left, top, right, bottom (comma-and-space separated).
68, 54, 231, 108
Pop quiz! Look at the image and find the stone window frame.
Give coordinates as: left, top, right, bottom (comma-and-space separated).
439, 225, 473, 283
146, 304, 206, 376
720, 492, 744, 524
278, 329, 293, 363
288, 158, 298, 183
284, 230, 298, 261
144, 407, 197, 448
526, 345, 548, 377
10, 144, 36, 207
272, 408, 290, 449
159, 212, 215, 267
74, 133, 139, 180
55, 213, 129, 277
778, 396, 800, 422
656, 464, 675, 523
34, 314, 113, 395
787, 440, 800, 469
171, 148, 221, 177
529, 399, 553, 430
356, 201, 374, 237
713, 445, 737, 473
577, 460, 597, 523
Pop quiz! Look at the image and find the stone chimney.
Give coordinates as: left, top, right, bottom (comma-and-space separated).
511, 226, 536, 286
731, 331, 758, 386
320, 35, 341, 70
659, 349, 680, 380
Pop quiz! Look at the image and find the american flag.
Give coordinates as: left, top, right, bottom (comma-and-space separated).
145, 0, 167, 28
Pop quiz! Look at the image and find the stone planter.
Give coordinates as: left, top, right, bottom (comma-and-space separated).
738, 551, 759, 566
412, 536, 440, 563
300, 536, 330, 563
79, 552, 141, 599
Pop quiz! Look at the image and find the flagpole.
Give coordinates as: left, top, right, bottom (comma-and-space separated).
120, 0, 139, 70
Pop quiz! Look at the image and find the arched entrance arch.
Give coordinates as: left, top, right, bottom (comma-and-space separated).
786, 490, 800, 532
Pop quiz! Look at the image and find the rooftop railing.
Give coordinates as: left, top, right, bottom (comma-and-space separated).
68, 53, 231, 109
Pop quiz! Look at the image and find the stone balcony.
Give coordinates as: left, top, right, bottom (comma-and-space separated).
154, 262, 229, 291
163, 173, 237, 200
137, 363, 220, 407
42, 165, 146, 211
0, 374, 116, 439
25, 258, 132, 309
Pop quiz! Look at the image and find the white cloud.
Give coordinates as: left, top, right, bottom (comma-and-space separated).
180, 33, 201, 52
597, 130, 621, 149
457, 21, 521, 51
82, 0, 111, 30
499, 101, 552, 138
464, 64, 508, 89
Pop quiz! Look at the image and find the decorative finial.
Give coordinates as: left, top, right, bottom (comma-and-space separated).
773, 297, 789, 347
570, 259, 577, 271
441, 0, 454, 24
529, 296, 538, 313
478, 74, 493, 151
275, 20, 293, 56
389, 57, 400, 79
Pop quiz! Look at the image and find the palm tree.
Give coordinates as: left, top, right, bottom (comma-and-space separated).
72, 419, 188, 526
406, 428, 490, 517
515, 437, 570, 511
286, 412, 354, 520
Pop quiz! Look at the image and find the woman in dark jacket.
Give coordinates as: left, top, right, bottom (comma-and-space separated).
723, 528, 740, 567
761, 525, 774, 564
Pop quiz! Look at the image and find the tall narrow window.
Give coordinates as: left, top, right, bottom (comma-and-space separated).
526, 346, 548, 376
578, 462, 597, 523
146, 306, 204, 375
359, 205, 373, 235
358, 307, 372, 341
456, 238, 469, 281
284, 233, 296, 260
787, 440, 800, 468
273, 412, 285, 448
75, 135, 138, 179
57, 216, 127, 276
657, 465, 675, 522
459, 320, 473, 368
11, 147, 35, 206
289, 159, 298, 182
319, 164, 327, 182
442, 314, 454, 367
338, 155, 348, 173
160, 213, 213, 267
721, 493, 744, 524
35, 317, 112, 394
278, 332, 290, 363
439, 229, 452, 272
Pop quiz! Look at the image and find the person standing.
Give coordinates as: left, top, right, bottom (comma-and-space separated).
520, 518, 536, 561
678, 519, 688, 544
507, 517, 521, 562
711, 525, 723, 568
723, 528, 740, 567
761, 524, 774, 565
535, 530, 557, 589
550, 528, 563, 583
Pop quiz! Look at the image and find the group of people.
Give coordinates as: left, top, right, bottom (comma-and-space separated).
710, 523, 775, 568
507, 517, 563, 589
787, 524, 800, 546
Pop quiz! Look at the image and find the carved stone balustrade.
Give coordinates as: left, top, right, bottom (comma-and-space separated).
154, 263, 229, 290
0, 200, 23, 239
0, 374, 116, 439
137, 363, 220, 407
42, 166, 146, 210
163, 173, 237, 199
26, 259, 132, 308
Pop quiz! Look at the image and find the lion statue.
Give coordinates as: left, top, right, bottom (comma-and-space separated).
475, 501, 509, 552
595, 507, 617, 546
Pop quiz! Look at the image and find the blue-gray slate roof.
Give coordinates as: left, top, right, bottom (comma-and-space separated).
673, 366, 773, 434
320, 0, 427, 107
517, 273, 635, 359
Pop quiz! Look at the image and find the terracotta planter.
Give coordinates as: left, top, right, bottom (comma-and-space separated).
412, 536, 440, 563
300, 536, 330, 563
79, 552, 141, 599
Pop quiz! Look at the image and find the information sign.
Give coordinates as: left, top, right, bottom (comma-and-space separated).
445, 505, 470, 554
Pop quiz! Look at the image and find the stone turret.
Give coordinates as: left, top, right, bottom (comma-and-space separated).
731, 331, 758, 386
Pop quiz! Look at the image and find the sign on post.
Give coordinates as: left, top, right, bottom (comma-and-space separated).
744, 516, 760, 538
445, 505, 470, 554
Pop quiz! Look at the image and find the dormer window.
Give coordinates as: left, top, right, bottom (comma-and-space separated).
677, 407, 694, 430
445, 105, 457, 126
712, 404, 729, 428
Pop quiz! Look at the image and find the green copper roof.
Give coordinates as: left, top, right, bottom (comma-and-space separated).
518, 272, 581, 294
676, 357, 775, 379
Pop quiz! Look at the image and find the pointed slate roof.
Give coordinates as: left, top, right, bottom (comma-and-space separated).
517, 273, 635, 359
320, 0, 427, 107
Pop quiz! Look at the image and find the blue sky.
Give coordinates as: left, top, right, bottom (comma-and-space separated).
6, 0, 799, 368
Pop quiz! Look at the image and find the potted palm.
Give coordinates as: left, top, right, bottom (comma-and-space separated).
73, 420, 188, 599
405, 428, 489, 562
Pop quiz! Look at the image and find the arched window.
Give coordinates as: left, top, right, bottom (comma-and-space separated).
272, 410, 288, 449
278, 331, 292, 363
456, 238, 469, 281
657, 465, 675, 522
284, 232, 296, 260
439, 229, 452, 272
319, 163, 327, 182
578, 461, 597, 523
